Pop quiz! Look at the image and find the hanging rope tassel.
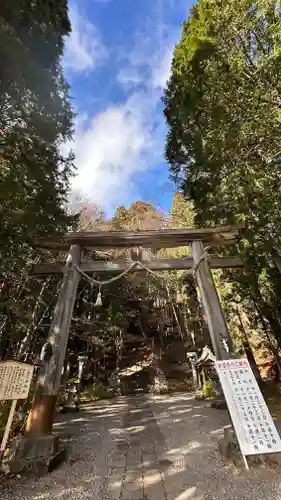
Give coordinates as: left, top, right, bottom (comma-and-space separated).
94, 287, 103, 307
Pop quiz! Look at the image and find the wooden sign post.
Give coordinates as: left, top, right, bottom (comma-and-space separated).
216, 358, 281, 469
0, 361, 34, 463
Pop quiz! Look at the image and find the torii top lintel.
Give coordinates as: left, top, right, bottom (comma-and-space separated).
32, 224, 245, 251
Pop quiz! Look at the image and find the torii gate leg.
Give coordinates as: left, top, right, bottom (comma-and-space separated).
26, 244, 83, 435
191, 241, 234, 360
8, 245, 82, 474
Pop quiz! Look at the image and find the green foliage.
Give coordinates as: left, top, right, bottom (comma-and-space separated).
1, 0, 75, 273
170, 191, 195, 228
164, 0, 281, 351
65, 198, 207, 392
86, 380, 111, 400
202, 379, 215, 398
160, 191, 195, 260
0, 1, 75, 358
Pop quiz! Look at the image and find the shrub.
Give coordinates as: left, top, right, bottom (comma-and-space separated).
202, 379, 215, 398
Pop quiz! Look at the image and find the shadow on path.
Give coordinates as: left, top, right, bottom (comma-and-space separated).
2, 394, 281, 500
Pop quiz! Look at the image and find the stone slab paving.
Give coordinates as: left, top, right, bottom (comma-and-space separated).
108, 395, 167, 500
2, 393, 281, 500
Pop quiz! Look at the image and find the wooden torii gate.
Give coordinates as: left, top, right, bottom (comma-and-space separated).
25, 224, 245, 437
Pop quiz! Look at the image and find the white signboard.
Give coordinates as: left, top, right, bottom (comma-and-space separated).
216, 358, 281, 456
0, 361, 34, 401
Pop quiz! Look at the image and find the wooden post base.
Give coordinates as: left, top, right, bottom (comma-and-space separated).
25, 395, 57, 436
5, 434, 66, 475
5, 395, 66, 475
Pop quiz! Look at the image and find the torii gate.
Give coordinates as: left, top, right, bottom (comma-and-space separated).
23, 224, 245, 439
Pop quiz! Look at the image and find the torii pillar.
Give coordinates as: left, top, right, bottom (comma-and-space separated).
8, 245, 82, 473
191, 241, 234, 360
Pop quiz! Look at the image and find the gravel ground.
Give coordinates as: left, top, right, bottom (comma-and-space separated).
1, 398, 128, 500
2, 394, 281, 500
149, 393, 281, 500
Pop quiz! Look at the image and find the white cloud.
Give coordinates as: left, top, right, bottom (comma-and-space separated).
117, 68, 145, 90
66, 4, 181, 212
117, 23, 177, 91
70, 91, 164, 212
151, 45, 174, 89
63, 5, 106, 72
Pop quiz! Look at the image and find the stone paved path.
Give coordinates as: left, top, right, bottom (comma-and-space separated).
2, 393, 281, 499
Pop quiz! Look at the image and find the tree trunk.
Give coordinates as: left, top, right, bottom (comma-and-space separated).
236, 306, 263, 384
251, 296, 281, 380
17, 277, 51, 360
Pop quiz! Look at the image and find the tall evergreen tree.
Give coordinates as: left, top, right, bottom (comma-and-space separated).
164, 0, 281, 346
0, 1, 75, 359
1, 0, 75, 274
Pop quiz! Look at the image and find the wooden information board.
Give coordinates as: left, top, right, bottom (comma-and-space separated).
216, 358, 281, 457
0, 361, 35, 462
0, 361, 34, 401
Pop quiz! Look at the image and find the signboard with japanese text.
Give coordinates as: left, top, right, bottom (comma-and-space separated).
0, 361, 34, 401
216, 358, 281, 456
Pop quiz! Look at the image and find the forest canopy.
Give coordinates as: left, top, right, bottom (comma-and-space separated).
164, 0, 281, 360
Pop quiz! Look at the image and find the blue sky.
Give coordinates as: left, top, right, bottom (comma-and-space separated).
63, 0, 192, 215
